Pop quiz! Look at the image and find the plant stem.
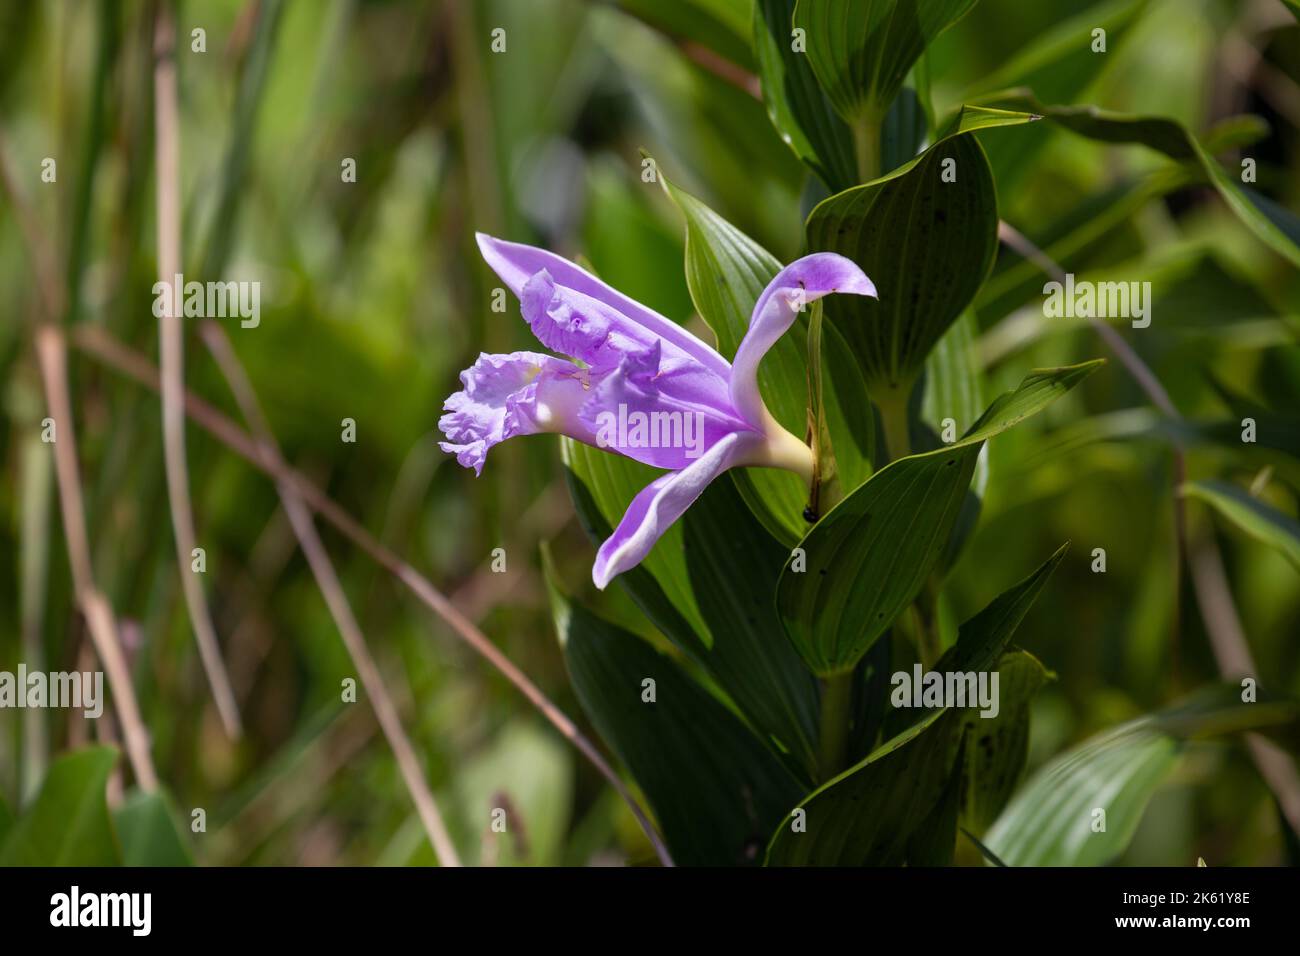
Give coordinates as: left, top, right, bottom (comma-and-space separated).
854, 111, 882, 182
817, 671, 854, 780
805, 301, 840, 518
876, 387, 913, 462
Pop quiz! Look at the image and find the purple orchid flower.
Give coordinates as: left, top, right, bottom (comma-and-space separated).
440, 234, 876, 589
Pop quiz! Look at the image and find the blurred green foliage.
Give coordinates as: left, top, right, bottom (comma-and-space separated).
0, 0, 1298, 866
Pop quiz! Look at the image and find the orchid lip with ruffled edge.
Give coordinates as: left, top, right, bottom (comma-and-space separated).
439, 233, 876, 589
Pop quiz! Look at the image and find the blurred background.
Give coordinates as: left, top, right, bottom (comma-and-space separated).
1, 0, 1298, 865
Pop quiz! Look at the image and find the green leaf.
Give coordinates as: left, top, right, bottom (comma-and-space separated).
779, 364, 1098, 675
938, 542, 1068, 674
662, 175, 874, 541
681, 480, 822, 776
781, 442, 982, 675
564, 438, 713, 648
564, 444, 822, 778
1182, 480, 1300, 573
792, 0, 977, 126
0, 746, 120, 866
960, 360, 1102, 445
993, 94, 1300, 269
616, 0, 757, 71
754, 0, 856, 190
767, 544, 1066, 865
545, 562, 805, 865
882, 87, 930, 173
922, 310, 988, 571
806, 107, 1039, 398
766, 708, 957, 865
114, 789, 195, 867
961, 650, 1049, 835
985, 684, 1300, 866
904, 736, 965, 866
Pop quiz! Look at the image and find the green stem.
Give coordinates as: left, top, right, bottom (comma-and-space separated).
876, 387, 913, 462
805, 302, 840, 519
853, 113, 882, 183
817, 671, 854, 780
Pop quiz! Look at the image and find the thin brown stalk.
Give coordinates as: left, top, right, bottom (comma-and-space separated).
70, 322, 675, 866
200, 321, 462, 867
997, 219, 1300, 837
35, 325, 159, 792
153, 6, 242, 738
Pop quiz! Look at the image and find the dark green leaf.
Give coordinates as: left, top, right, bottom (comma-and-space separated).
923, 310, 988, 571
938, 542, 1068, 674
563, 446, 822, 779
793, 0, 977, 126
766, 708, 956, 865
781, 441, 982, 675
807, 107, 1039, 397
779, 365, 1097, 675
754, 0, 856, 190
961, 650, 1050, 835
767, 544, 1066, 865
564, 438, 713, 648
905, 734, 965, 865
682, 479, 822, 777
546, 562, 805, 866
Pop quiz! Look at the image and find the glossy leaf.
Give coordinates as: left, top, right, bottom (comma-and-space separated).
767, 545, 1065, 865
564, 443, 821, 778
0, 746, 120, 866
767, 708, 957, 865
1182, 480, 1300, 573
985, 685, 1300, 866
961, 650, 1049, 835
564, 439, 713, 648
779, 363, 1099, 675
546, 564, 805, 866
792, 0, 977, 126
754, 0, 856, 190
922, 310, 988, 571
807, 107, 1039, 397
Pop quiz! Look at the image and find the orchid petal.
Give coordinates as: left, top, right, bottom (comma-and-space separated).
477, 232, 732, 381
438, 351, 593, 475
575, 341, 751, 470
592, 431, 759, 589
729, 253, 876, 429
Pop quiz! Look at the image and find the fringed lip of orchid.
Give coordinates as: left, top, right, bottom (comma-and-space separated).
439, 232, 876, 589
